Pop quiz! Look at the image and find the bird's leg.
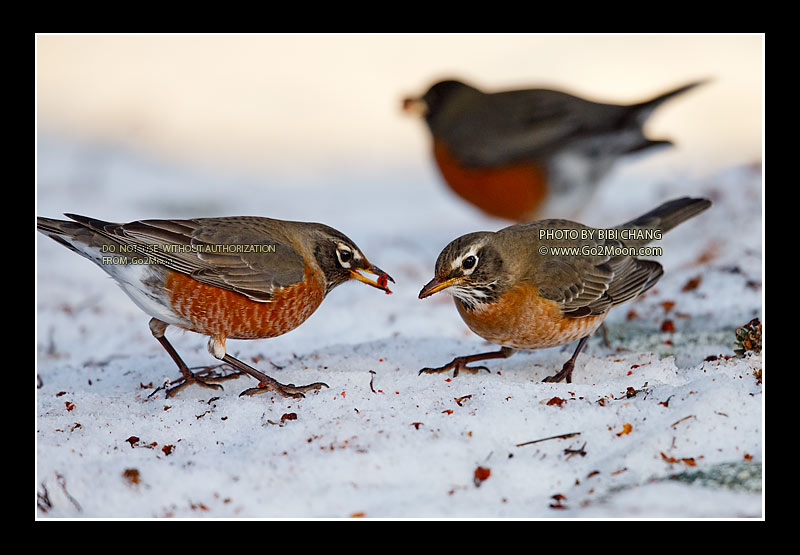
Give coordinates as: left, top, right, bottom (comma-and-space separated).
148, 319, 243, 398
206, 336, 328, 399
419, 347, 515, 377
543, 335, 590, 384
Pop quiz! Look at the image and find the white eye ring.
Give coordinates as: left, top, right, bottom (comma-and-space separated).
336, 246, 354, 268
461, 254, 479, 275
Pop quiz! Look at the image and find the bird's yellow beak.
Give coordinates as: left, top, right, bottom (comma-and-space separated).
402, 96, 428, 117
418, 276, 462, 299
350, 264, 394, 294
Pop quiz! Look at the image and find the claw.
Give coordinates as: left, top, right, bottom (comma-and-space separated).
218, 354, 329, 400
166, 378, 224, 398
419, 360, 492, 378
163, 364, 246, 398
419, 348, 514, 379
542, 361, 575, 383
239, 381, 328, 399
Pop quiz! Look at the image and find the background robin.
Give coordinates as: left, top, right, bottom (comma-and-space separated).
417, 197, 711, 383
37, 214, 393, 398
403, 78, 706, 222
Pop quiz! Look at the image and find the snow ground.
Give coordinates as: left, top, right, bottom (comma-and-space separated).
36, 135, 763, 519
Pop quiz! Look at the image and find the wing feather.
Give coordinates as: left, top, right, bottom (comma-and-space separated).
66, 215, 306, 302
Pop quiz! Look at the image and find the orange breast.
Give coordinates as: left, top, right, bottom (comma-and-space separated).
433, 140, 548, 222
455, 283, 606, 349
164, 267, 325, 340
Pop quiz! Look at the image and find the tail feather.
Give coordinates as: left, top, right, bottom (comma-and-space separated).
37, 214, 122, 261
37, 216, 80, 236
623, 138, 673, 155
617, 197, 712, 247
63, 213, 118, 232
626, 79, 709, 127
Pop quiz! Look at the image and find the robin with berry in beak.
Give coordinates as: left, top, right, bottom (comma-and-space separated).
38, 214, 393, 398
403, 78, 706, 222
417, 197, 711, 383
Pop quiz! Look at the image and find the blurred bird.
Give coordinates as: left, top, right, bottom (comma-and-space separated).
404, 78, 706, 222
418, 197, 710, 383
38, 214, 393, 398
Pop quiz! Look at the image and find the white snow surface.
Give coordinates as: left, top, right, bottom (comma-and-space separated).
36, 136, 763, 519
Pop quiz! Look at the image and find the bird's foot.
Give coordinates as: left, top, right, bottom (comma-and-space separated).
239, 377, 329, 399
542, 360, 574, 384
165, 364, 246, 398
419, 357, 492, 378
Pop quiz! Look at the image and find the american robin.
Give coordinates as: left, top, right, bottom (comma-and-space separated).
37, 214, 393, 398
403, 79, 706, 222
417, 197, 711, 383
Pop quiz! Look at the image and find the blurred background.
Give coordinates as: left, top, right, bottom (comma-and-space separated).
37, 34, 762, 194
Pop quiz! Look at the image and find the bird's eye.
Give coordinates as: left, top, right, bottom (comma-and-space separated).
462, 255, 477, 270
337, 248, 353, 267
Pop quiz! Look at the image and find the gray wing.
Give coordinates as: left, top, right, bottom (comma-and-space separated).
443, 89, 624, 167
66, 214, 306, 302
524, 221, 663, 317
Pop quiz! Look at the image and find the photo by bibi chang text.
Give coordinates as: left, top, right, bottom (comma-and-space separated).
538, 228, 663, 241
